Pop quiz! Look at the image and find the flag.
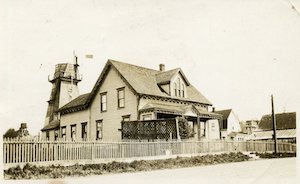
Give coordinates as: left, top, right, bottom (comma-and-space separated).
85, 54, 93, 59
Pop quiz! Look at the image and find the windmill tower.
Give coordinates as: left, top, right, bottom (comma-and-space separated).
44, 55, 81, 126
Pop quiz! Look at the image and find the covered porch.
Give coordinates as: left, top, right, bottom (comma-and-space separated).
125, 102, 222, 141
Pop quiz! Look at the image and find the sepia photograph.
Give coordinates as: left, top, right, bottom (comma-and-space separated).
0, 0, 299, 183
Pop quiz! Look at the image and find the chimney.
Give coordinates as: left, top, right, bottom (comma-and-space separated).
159, 64, 165, 72
212, 107, 215, 112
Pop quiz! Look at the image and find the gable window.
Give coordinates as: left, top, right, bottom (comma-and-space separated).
174, 82, 177, 96
117, 87, 125, 108
182, 84, 185, 97
223, 120, 227, 129
96, 120, 103, 140
81, 122, 87, 141
100, 92, 107, 112
178, 78, 181, 97
61, 126, 66, 140
71, 124, 76, 141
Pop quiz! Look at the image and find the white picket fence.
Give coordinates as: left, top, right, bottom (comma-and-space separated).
3, 139, 296, 166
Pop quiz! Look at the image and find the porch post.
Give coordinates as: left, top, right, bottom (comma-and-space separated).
197, 116, 201, 141
175, 117, 181, 141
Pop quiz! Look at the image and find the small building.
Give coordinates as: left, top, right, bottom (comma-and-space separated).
41, 59, 221, 141
215, 109, 241, 140
240, 120, 259, 134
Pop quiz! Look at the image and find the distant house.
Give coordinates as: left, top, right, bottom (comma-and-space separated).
246, 112, 296, 143
215, 109, 241, 140
41, 59, 221, 141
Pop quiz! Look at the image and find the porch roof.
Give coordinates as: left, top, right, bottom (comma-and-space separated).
140, 102, 221, 119
41, 119, 60, 131
246, 129, 296, 140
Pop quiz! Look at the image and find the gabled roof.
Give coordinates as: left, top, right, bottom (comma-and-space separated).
215, 109, 232, 120
155, 68, 190, 85
57, 59, 212, 114
258, 112, 296, 130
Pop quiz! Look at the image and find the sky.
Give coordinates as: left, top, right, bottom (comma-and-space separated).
0, 0, 300, 135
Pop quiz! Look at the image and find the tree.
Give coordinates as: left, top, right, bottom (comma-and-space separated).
3, 128, 18, 138
177, 116, 195, 139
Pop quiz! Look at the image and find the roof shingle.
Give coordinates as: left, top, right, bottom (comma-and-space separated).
259, 112, 296, 130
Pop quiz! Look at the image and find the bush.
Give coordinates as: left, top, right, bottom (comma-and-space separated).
4, 152, 251, 179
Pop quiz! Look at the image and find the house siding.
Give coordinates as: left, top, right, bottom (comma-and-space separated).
60, 109, 89, 141
89, 67, 138, 141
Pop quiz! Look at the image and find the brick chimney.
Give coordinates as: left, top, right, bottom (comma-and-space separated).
159, 64, 165, 72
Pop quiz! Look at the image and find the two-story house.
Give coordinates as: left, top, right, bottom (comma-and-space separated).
41, 59, 221, 141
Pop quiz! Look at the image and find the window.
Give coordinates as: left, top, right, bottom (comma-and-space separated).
71, 124, 76, 141
117, 87, 125, 108
182, 84, 185, 97
81, 122, 87, 141
142, 114, 152, 120
54, 129, 59, 141
96, 120, 103, 140
174, 82, 177, 96
122, 115, 131, 121
100, 92, 107, 112
61, 126, 66, 140
46, 131, 49, 140
223, 120, 227, 129
177, 78, 181, 97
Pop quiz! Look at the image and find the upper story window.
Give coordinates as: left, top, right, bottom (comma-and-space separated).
177, 78, 181, 97
117, 87, 125, 108
182, 84, 185, 97
71, 124, 76, 141
100, 92, 107, 112
174, 82, 177, 96
81, 122, 87, 141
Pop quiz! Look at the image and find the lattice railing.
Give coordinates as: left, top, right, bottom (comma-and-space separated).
121, 118, 177, 140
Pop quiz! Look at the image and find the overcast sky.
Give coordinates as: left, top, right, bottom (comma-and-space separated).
1, 0, 299, 135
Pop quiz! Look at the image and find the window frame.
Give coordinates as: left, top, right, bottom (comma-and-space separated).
81, 122, 87, 141
174, 82, 177, 96
71, 124, 76, 141
100, 92, 107, 112
96, 120, 103, 140
122, 114, 131, 122
54, 129, 59, 141
117, 87, 125, 108
61, 126, 66, 141
46, 130, 50, 140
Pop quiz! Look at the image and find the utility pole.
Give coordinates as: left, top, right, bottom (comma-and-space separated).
271, 95, 278, 153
